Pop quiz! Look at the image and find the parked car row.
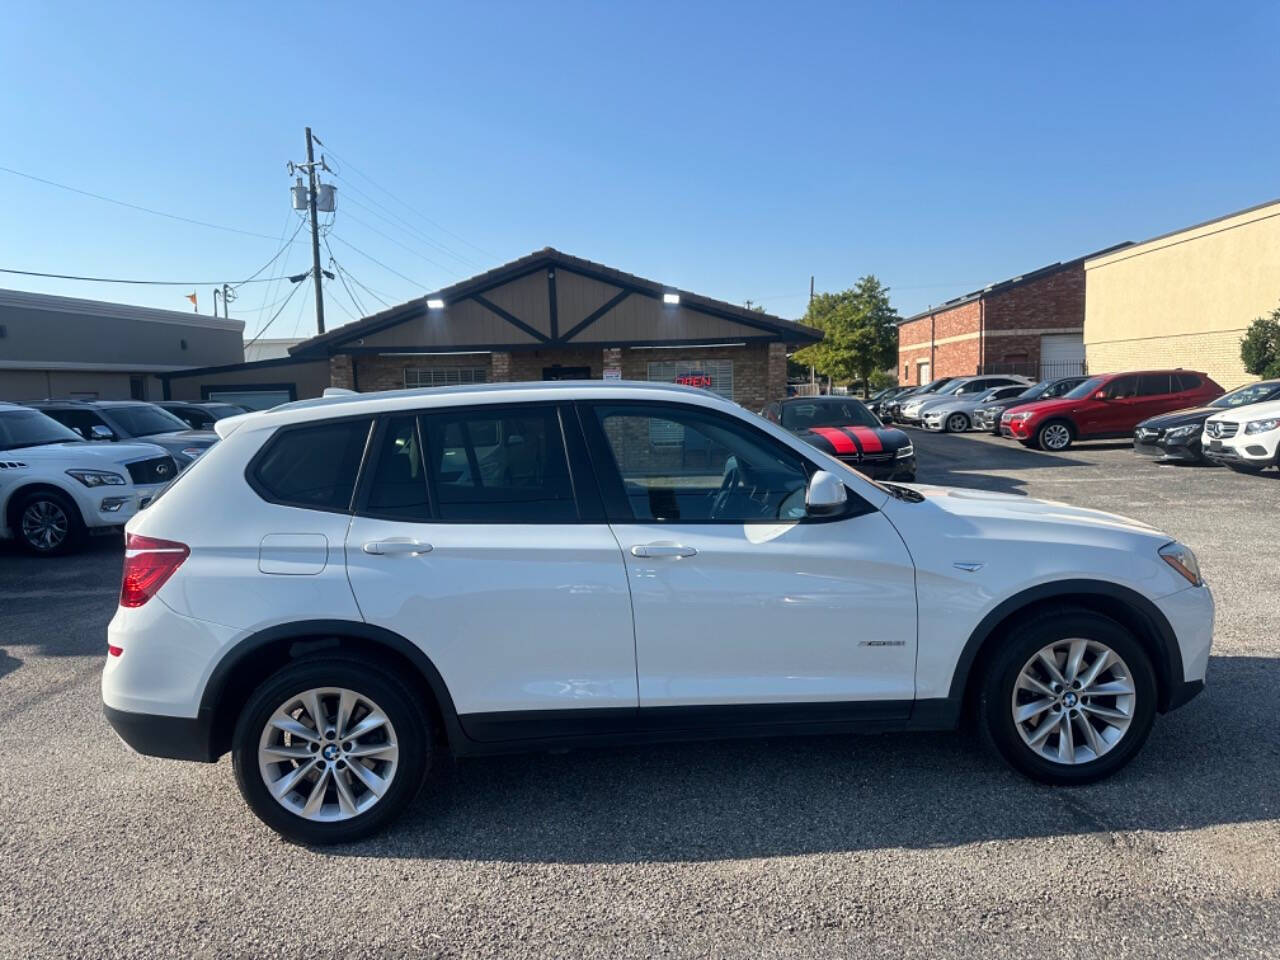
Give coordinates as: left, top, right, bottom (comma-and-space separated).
885, 367, 1280, 475
0, 400, 244, 554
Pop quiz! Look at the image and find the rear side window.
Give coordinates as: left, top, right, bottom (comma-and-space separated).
1174, 373, 1202, 391
363, 415, 430, 521
421, 406, 577, 523
251, 418, 371, 511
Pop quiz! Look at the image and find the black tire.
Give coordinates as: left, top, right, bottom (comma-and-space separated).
232, 656, 431, 844
1036, 420, 1074, 452
11, 489, 85, 556
978, 609, 1157, 785
944, 412, 971, 434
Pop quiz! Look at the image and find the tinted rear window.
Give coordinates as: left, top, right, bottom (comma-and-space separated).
251, 418, 372, 511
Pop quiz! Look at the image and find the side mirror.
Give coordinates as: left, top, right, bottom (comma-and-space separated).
806, 470, 848, 518
1093, 391, 1108, 401
90, 424, 115, 440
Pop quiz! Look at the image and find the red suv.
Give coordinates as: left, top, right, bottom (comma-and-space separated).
1001, 370, 1224, 451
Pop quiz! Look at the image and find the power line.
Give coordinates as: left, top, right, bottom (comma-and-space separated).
344, 269, 393, 309
334, 176, 483, 270
339, 209, 462, 278
0, 164, 302, 243
312, 140, 497, 261
324, 238, 367, 316
245, 279, 307, 349
328, 234, 428, 290
232, 218, 307, 288
0, 266, 301, 286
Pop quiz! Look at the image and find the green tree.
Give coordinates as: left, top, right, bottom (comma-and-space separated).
792, 275, 900, 396
1241, 303, 1280, 379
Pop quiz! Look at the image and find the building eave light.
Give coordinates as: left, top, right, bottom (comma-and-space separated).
426, 298, 445, 310
662, 292, 680, 305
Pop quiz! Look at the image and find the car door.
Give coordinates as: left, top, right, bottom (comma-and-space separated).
580, 400, 918, 713
343, 404, 638, 733
1134, 373, 1178, 426
1081, 375, 1138, 437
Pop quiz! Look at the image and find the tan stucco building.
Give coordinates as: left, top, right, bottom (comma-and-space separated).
1084, 199, 1280, 388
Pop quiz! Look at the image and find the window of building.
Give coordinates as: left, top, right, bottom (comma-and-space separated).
250, 418, 372, 512
404, 366, 488, 389
420, 405, 577, 523
646, 359, 733, 401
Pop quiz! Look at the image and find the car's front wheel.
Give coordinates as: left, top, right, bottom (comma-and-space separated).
979, 609, 1156, 784
232, 657, 431, 844
1036, 420, 1074, 452
13, 489, 84, 555
945, 412, 971, 433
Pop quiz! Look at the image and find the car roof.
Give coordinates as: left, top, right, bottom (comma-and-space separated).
27, 399, 155, 407
222, 380, 742, 434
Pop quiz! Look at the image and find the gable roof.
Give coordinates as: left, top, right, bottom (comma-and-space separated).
291, 247, 821, 356
899, 242, 1133, 325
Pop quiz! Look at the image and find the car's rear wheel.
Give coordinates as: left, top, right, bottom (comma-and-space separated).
1037, 420, 1074, 452
232, 657, 430, 844
979, 610, 1156, 784
945, 413, 971, 433
13, 490, 84, 556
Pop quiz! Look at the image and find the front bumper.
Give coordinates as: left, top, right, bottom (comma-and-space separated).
1000, 418, 1034, 440
839, 454, 916, 481
81, 482, 166, 529
1133, 438, 1203, 463
1202, 433, 1278, 467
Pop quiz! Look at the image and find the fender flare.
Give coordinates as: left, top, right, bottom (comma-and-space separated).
199, 618, 467, 747
945, 579, 1185, 712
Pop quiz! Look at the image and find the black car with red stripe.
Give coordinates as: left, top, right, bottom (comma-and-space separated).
763, 396, 916, 481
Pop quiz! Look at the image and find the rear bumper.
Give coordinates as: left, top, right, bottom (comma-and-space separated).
103, 703, 217, 762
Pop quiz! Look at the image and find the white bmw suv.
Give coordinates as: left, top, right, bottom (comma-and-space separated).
103, 382, 1214, 843
0, 403, 178, 554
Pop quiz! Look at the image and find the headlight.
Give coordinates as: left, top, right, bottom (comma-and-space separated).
895, 444, 914, 459
66, 469, 126, 487
1007, 411, 1033, 422
181, 447, 206, 459
1244, 417, 1280, 435
1159, 541, 1202, 587
1164, 424, 1198, 439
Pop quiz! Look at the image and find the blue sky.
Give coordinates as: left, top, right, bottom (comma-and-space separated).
1, 1, 1277, 340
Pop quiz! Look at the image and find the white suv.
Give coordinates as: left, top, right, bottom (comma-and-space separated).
1202, 397, 1280, 473
0, 403, 178, 554
103, 382, 1214, 843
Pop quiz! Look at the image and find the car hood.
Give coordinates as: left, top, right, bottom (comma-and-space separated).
892, 483, 1165, 542
1003, 396, 1079, 417
1136, 405, 1219, 430
0, 440, 171, 466
137, 430, 219, 446
796, 423, 912, 457
1205, 397, 1280, 423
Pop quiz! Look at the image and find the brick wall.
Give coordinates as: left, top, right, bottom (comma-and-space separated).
619, 343, 775, 411
1088, 329, 1251, 389
896, 264, 1087, 384
330, 353, 494, 391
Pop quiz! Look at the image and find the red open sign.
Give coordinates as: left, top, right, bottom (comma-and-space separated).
675, 373, 713, 388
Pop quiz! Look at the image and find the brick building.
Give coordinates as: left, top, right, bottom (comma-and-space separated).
289, 248, 820, 410
896, 244, 1129, 386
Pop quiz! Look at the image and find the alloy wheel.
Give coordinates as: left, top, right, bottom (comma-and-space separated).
947, 413, 969, 433
1041, 423, 1072, 450
1011, 638, 1135, 765
257, 687, 400, 822
21, 499, 69, 551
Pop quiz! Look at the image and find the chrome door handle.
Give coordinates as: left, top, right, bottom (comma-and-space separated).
631, 543, 697, 558
362, 538, 433, 557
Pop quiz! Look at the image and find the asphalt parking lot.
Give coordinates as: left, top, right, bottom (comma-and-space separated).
0, 430, 1277, 959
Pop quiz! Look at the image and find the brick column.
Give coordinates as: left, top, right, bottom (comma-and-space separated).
767, 342, 787, 403
491, 351, 512, 382
601, 347, 622, 379
329, 355, 353, 389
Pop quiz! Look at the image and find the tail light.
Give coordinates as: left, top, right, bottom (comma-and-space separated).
121, 533, 189, 608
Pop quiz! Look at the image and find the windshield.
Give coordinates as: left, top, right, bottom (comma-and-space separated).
106, 404, 191, 437
0, 409, 83, 451
782, 399, 880, 430
1062, 376, 1106, 400
204, 403, 247, 418
1016, 380, 1051, 400
1211, 381, 1280, 408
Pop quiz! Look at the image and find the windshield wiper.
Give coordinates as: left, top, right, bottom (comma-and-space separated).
880, 482, 924, 503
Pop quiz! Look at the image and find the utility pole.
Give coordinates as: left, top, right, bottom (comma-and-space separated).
809, 275, 816, 391
304, 127, 326, 335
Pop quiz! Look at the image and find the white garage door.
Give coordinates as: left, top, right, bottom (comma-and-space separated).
1040, 334, 1085, 379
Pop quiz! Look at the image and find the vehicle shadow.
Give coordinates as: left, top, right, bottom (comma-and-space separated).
912, 431, 1099, 495
331, 654, 1277, 863
0, 649, 21, 681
